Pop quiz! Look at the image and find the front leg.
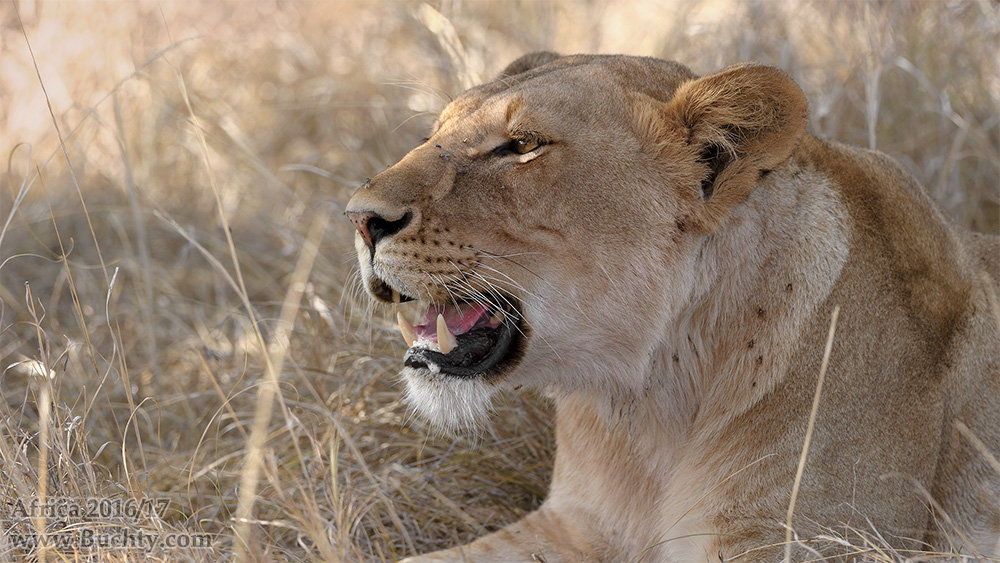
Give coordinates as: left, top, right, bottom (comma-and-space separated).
401, 505, 607, 562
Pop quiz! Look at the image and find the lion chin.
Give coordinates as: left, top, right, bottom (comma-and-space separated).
345, 52, 1000, 562
399, 365, 498, 430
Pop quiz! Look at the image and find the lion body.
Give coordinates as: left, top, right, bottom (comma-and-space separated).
346, 54, 1000, 561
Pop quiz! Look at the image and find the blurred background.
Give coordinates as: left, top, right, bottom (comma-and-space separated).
0, 0, 997, 561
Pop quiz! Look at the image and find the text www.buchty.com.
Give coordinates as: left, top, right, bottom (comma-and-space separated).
9, 528, 215, 551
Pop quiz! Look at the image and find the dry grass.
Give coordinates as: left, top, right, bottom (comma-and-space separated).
0, 0, 996, 561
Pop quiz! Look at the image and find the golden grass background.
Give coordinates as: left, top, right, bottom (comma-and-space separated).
0, 0, 997, 561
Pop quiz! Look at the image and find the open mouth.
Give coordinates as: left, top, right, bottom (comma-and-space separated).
373, 280, 524, 379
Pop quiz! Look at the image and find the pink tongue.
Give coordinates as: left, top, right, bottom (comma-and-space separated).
414, 303, 489, 340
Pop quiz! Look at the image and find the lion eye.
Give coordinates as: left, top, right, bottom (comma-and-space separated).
512, 138, 541, 154
493, 137, 546, 157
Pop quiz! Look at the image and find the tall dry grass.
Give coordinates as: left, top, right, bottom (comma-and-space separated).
0, 0, 997, 561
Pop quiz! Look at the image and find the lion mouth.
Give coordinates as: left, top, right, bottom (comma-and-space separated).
399, 302, 520, 378
373, 279, 524, 379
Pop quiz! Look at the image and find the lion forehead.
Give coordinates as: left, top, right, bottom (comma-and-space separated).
436, 57, 695, 135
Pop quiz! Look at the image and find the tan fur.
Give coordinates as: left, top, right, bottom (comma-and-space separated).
345, 54, 1000, 561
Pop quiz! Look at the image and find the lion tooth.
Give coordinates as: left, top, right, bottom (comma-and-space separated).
397, 312, 415, 348
437, 313, 457, 354
490, 310, 505, 325
391, 288, 402, 304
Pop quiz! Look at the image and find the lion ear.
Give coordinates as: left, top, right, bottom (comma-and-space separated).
498, 51, 562, 78
662, 63, 808, 226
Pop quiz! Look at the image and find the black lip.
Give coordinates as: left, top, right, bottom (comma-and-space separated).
369, 277, 414, 304
403, 304, 526, 380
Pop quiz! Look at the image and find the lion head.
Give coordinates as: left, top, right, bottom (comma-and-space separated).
345, 53, 807, 429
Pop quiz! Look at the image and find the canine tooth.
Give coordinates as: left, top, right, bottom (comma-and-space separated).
437, 313, 457, 354
391, 288, 401, 304
490, 310, 505, 325
397, 312, 416, 348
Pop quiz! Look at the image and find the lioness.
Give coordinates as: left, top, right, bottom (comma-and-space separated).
345, 53, 1000, 561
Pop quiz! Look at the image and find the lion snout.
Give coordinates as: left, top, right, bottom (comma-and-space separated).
346, 208, 412, 252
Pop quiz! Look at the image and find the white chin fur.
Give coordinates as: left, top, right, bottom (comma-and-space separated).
401, 365, 498, 431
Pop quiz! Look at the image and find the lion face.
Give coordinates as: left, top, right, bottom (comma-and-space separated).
346, 54, 807, 428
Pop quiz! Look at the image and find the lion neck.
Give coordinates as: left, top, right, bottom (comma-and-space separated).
561, 159, 850, 444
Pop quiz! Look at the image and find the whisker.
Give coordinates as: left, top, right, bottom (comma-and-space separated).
466, 249, 542, 260
464, 246, 544, 280
441, 272, 492, 303
470, 261, 533, 295
465, 275, 530, 313
463, 267, 537, 304
445, 263, 525, 324
441, 271, 502, 307
428, 272, 465, 311
419, 281, 434, 305
472, 253, 590, 332
449, 277, 507, 316
447, 277, 533, 342
342, 268, 371, 333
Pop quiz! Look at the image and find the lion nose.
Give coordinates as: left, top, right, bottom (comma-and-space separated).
346, 210, 412, 251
